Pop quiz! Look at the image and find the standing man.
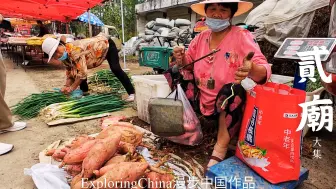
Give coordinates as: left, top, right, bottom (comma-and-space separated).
0, 14, 27, 155
37, 20, 49, 37
0, 14, 13, 33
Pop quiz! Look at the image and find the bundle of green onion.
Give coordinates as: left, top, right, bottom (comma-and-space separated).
40, 93, 126, 122
11, 92, 69, 120
88, 70, 130, 94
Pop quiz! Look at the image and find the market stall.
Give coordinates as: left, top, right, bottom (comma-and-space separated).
3, 35, 58, 71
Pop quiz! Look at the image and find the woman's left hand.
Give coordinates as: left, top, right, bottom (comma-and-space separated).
234, 56, 253, 84
62, 86, 72, 94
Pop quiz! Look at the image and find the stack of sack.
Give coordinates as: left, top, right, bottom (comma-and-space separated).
137, 18, 193, 49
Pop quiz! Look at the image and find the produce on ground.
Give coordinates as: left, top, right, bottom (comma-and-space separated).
88, 83, 113, 94
146, 172, 175, 189
82, 133, 121, 178
11, 91, 69, 119
118, 141, 136, 154
91, 162, 149, 188
88, 69, 129, 94
40, 93, 127, 122
66, 135, 95, 150
96, 122, 144, 146
62, 140, 99, 164
45, 122, 177, 188
100, 115, 127, 129
306, 69, 323, 92
65, 164, 82, 177
104, 153, 130, 166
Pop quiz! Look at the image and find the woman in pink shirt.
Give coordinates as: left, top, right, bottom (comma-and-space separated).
166, 0, 271, 169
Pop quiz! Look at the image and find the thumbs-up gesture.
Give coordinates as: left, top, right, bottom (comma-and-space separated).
234, 52, 254, 84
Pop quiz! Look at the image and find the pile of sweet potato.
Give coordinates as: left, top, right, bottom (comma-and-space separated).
45, 121, 176, 189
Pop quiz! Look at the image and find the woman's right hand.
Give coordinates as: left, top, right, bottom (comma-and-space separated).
173, 46, 186, 66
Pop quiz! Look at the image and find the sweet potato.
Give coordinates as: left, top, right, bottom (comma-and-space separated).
104, 154, 130, 166
132, 178, 145, 189
96, 125, 143, 146
69, 135, 95, 149
71, 177, 94, 189
146, 172, 162, 189
93, 163, 115, 177
169, 132, 193, 140
61, 147, 71, 154
66, 164, 82, 177
110, 121, 136, 129
101, 116, 127, 129
52, 149, 66, 161
92, 162, 149, 188
82, 134, 121, 179
161, 174, 175, 189
45, 149, 56, 156
63, 140, 98, 164
183, 123, 196, 132
118, 142, 136, 154
188, 133, 201, 145
71, 174, 83, 189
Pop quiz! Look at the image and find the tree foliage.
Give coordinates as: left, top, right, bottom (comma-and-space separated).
90, 0, 136, 41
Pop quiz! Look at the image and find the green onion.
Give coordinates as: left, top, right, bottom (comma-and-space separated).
11, 92, 69, 120
40, 93, 127, 122
88, 69, 132, 94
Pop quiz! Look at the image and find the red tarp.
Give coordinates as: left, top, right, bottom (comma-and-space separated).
0, 0, 105, 22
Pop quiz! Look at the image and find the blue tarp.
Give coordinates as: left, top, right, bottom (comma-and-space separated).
206, 156, 309, 189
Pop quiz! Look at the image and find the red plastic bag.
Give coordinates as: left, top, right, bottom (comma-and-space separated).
235, 82, 306, 184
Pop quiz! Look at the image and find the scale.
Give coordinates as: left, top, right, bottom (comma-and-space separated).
274, 38, 336, 90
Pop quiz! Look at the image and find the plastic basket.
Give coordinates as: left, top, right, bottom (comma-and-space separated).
139, 46, 173, 71
131, 75, 171, 123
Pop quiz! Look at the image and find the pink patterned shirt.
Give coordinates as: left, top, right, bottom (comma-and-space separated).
184, 26, 271, 116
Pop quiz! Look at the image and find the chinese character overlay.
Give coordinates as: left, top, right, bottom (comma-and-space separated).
313, 137, 322, 159
297, 95, 333, 132
297, 46, 332, 83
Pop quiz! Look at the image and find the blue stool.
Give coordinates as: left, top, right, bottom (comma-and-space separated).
206, 156, 309, 189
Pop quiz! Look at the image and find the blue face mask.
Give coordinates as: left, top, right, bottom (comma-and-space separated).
58, 51, 68, 61
205, 17, 231, 32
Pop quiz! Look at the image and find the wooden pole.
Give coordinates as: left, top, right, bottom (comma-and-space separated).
88, 9, 92, 37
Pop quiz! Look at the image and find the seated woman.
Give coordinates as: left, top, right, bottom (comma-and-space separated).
166, 0, 271, 169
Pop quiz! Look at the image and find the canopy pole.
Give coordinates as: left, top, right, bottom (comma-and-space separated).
121, 0, 127, 69
88, 9, 92, 37
66, 23, 69, 34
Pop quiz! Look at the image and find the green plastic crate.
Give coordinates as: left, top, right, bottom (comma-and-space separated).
139, 46, 173, 71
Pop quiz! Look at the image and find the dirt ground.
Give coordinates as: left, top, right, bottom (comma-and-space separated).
0, 57, 335, 189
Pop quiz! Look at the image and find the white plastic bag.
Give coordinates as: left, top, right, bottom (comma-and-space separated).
165, 84, 203, 146
24, 163, 70, 189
